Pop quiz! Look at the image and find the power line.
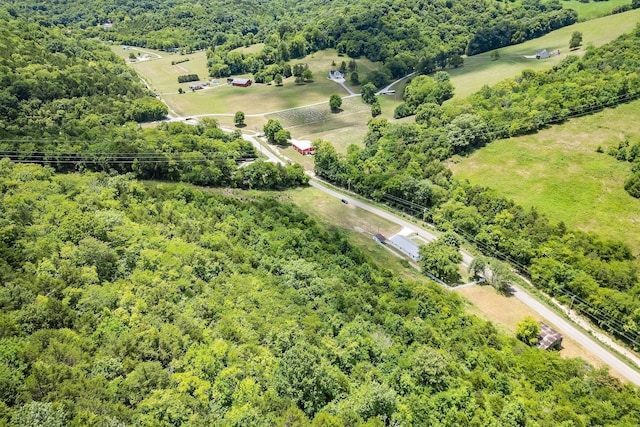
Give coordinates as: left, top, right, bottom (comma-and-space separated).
0, 150, 259, 165
378, 190, 640, 347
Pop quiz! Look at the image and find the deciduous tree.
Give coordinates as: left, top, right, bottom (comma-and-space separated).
234, 111, 245, 127
329, 94, 342, 113
516, 316, 540, 346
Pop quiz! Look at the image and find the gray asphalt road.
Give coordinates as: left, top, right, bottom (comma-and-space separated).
511, 284, 640, 386
214, 121, 640, 386
309, 180, 640, 386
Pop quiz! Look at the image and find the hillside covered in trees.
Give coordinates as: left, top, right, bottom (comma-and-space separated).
0, 10, 167, 138
5, 0, 587, 84
313, 26, 640, 349
0, 10, 307, 190
1, 162, 639, 426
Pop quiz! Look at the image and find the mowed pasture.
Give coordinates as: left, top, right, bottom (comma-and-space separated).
563, 0, 632, 20
448, 8, 640, 99
109, 46, 210, 95
451, 99, 640, 254
113, 45, 387, 116
269, 87, 408, 154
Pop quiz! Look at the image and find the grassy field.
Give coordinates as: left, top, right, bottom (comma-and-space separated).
563, 0, 632, 20
457, 285, 626, 380
276, 186, 432, 278
230, 43, 265, 54
112, 8, 640, 151
276, 184, 627, 378
451, 99, 640, 254
448, 8, 640, 99
109, 46, 210, 95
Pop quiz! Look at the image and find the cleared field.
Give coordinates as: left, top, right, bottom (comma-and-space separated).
275, 186, 435, 279
457, 285, 626, 381
448, 8, 640, 99
230, 43, 265, 54
163, 78, 341, 116
563, 0, 632, 20
265, 93, 407, 154
109, 46, 210, 95
451, 99, 640, 253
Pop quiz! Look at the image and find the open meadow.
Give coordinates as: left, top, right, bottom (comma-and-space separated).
563, 0, 632, 20
451, 99, 640, 254
448, 8, 640, 99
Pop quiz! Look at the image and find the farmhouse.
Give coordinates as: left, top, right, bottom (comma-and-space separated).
227, 78, 252, 87
536, 49, 550, 59
537, 323, 563, 350
389, 235, 422, 261
329, 70, 344, 80
292, 140, 314, 156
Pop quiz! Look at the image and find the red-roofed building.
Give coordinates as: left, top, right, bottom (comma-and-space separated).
292, 140, 314, 156
228, 78, 252, 87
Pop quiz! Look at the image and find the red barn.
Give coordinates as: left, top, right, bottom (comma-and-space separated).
229, 78, 252, 87
292, 140, 314, 156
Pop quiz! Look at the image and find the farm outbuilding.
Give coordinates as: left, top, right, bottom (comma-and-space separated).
537, 323, 563, 350
228, 78, 252, 87
292, 140, 314, 156
389, 235, 422, 261
536, 49, 550, 59
373, 233, 386, 244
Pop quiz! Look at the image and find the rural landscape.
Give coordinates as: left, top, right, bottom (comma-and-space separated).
1, 0, 640, 425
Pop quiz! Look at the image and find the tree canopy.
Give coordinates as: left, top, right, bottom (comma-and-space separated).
313, 27, 640, 349
0, 162, 638, 425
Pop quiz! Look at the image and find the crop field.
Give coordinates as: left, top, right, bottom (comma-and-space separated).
448, 8, 640, 99
451, 99, 640, 253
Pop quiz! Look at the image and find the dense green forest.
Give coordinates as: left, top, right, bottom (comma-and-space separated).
1, 162, 639, 426
0, 10, 167, 137
313, 26, 640, 348
4, 0, 592, 85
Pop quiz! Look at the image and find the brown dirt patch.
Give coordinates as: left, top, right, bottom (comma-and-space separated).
456, 285, 626, 381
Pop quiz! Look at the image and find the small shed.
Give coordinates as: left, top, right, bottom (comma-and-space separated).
536, 49, 550, 59
537, 323, 563, 350
373, 233, 386, 244
229, 78, 252, 87
389, 235, 422, 261
292, 140, 314, 156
